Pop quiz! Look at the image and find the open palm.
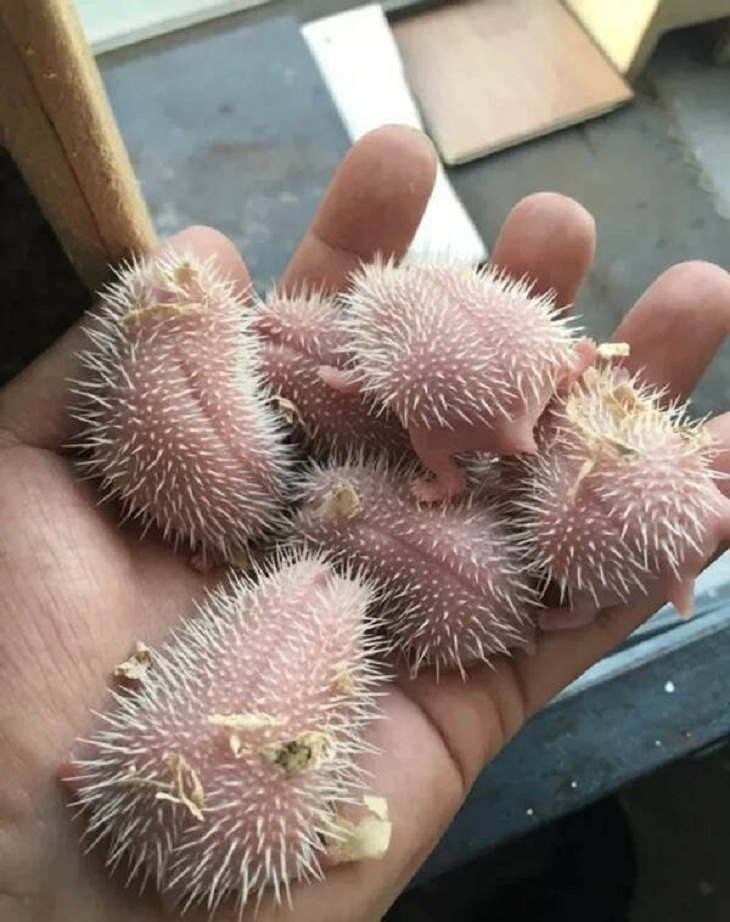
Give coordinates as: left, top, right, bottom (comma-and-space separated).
1, 126, 728, 922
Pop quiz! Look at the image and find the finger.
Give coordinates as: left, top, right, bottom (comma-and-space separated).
707, 410, 730, 496
612, 260, 730, 402
280, 124, 437, 294
489, 192, 596, 309
0, 226, 250, 452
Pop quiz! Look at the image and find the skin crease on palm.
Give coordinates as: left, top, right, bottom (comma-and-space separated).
0, 126, 729, 922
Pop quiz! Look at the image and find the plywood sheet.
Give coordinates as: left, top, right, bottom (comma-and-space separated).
565, 0, 730, 77
392, 0, 634, 165
563, 0, 661, 75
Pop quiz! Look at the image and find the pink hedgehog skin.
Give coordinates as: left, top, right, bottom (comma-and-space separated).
519, 366, 730, 629
291, 456, 537, 676
66, 553, 385, 914
251, 287, 412, 460
321, 257, 596, 502
72, 252, 291, 567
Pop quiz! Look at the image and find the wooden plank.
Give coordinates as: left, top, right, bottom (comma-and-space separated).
392, 0, 634, 166
0, 0, 156, 289
564, 0, 730, 77
301, 4, 487, 263
562, 0, 661, 75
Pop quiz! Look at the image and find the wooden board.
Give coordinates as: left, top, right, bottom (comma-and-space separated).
301, 4, 487, 264
565, 0, 730, 77
392, 0, 634, 166
0, 0, 156, 289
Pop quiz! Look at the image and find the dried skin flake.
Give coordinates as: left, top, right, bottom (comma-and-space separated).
327, 795, 392, 863
113, 641, 153, 683
259, 730, 335, 775
315, 480, 363, 520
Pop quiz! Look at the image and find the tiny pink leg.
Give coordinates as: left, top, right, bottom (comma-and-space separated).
317, 365, 361, 394
407, 427, 467, 501
190, 549, 217, 573
714, 495, 730, 543
557, 338, 598, 392
490, 417, 539, 455
662, 574, 696, 620
410, 451, 467, 503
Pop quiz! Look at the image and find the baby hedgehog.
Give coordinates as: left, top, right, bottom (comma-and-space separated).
71, 251, 291, 568
517, 365, 730, 628
290, 454, 537, 676
320, 256, 596, 501
251, 286, 412, 460
65, 552, 389, 914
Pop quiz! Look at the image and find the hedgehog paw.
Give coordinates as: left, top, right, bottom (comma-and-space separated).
318, 365, 361, 394
410, 466, 466, 504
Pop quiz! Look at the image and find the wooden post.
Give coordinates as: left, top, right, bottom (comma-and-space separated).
0, 0, 157, 291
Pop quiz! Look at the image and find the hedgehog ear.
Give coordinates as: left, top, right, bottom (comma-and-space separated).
317, 366, 362, 395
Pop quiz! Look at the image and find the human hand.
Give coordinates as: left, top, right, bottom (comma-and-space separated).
1, 125, 728, 922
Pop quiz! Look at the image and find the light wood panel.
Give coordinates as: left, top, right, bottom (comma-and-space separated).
0, 0, 156, 289
392, 0, 633, 166
564, 0, 730, 77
